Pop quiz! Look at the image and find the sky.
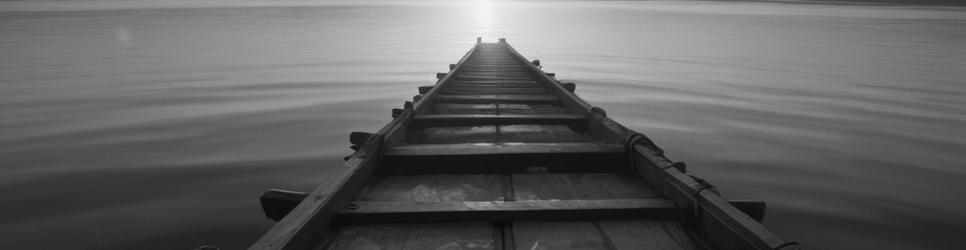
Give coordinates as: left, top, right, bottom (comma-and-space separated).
0, 0, 963, 12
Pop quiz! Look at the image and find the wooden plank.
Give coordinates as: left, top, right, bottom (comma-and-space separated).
512, 222, 611, 250
498, 124, 594, 143
448, 80, 539, 85
460, 70, 531, 74
513, 173, 661, 201
496, 104, 567, 114
328, 223, 496, 250
442, 87, 547, 95
361, 174, 504, 202
457, 76, 536, 81
411, 114, 584, 126
336, 199, 676, 224
409, 124, 592, 145
434, 103, 498, 114
597, 220, 701, 250
380, 152, 627, 175
386, 143, 623, 156
435, 94, 558, 104
459, 72, 532, 77
448, 83, 543, 89
697, 190, 789, 250
410, 125, 498, 144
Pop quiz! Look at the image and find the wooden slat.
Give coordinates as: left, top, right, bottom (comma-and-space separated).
336, 199, 675, 224
433, 103, 498, 114
457, 76, 535, 81
386, 142, 623, 156
698, 190, 790, 250
410, 124, 595, 145
328, 223, 496, 250
435, 94, 558, 104
381, 148, 627, 175
442, 87, 547, 95
513, 173, 662, 201
449, 80, 539, 85
596, 220, 702, 249
460, 72, 532, 77
361, 174, 504, 202
461, 69, 531, 74
411, 114, 584, 126
448, 83, 543, 89
380, 143, 627, 174
496, 104, 568, 114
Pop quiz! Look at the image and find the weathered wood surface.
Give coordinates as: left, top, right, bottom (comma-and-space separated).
385, 143, 623, 156
411, 114, 583, 126
252, 39, 794, 250
513, 173, 662, 200
336, 199, 676, 224
435, 94, 559, 104
328, 223, 497, 250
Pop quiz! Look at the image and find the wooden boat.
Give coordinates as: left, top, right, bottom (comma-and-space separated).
252, 38, 798, 250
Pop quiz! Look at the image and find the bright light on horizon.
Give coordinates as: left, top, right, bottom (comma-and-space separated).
471, 0, 495, 37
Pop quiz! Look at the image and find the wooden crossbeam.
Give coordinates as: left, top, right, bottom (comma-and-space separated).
386, 143, 623, 156
442, 87, 547, 95
335, 199, 677, 224
435, 94, 558, 104
381, 143, 627, 174
411, 114, 584, 126
447, 83, 543, 89
448, 80, 539, 85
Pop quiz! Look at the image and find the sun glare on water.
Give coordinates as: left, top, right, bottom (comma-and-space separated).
470, 0, 495, 35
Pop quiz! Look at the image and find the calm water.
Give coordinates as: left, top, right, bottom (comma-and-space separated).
1, 1, 964, 249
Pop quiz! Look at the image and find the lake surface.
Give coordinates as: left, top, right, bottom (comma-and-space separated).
1, 1, 964, 249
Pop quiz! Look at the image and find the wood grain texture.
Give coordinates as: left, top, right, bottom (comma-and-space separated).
328, 223, 496, 250
435, 94, 558, 104
597, 220, 703, 250
512, 222, 609, 250
361, 174, 504, 202
513, 173, 661, 201
411, 114, 583, 127
386, 143, 624, 156
336, 199, 675, 224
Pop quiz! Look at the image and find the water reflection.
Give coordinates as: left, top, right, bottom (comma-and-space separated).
0, 1, 964, 249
